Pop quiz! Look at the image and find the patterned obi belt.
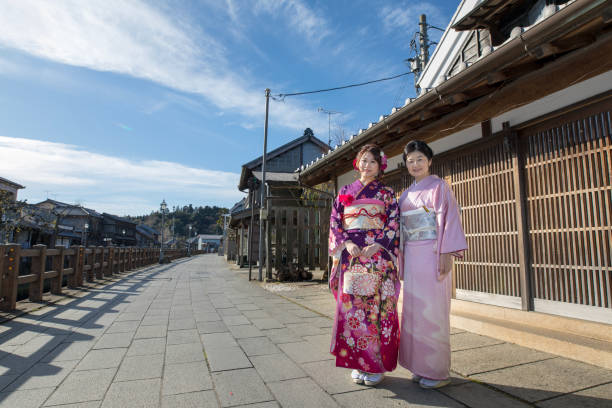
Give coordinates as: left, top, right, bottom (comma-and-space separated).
342, 199, 386, 230
401, 207, 437, 241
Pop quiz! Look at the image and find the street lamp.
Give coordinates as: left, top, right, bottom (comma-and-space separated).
81, 222, 89, 247
122, 229, 126, 247
188, 224, 192, 256
159, 199, 168, 263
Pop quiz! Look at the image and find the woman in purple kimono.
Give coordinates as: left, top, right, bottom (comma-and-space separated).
398, 140, 467, 389
328, 144, 401, 387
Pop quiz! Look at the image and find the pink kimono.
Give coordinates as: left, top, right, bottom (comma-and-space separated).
328, 179, 401, 373
398, 175, 467, 380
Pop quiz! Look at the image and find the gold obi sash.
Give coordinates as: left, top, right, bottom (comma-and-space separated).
342, 199, 385, 230
401, 207, 437, 241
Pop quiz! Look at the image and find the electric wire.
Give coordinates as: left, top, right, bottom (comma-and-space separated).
274, 71, 412, 99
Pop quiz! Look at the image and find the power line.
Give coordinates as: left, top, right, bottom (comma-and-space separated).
274, 71, 412, 99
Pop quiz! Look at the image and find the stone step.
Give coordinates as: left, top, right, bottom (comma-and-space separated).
450, 299, 612, 370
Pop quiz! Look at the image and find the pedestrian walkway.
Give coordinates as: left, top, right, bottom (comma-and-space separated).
0, 255, 610, 407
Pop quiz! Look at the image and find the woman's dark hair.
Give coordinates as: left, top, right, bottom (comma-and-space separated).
355, 144, 383, 174
402, 140, 434, 163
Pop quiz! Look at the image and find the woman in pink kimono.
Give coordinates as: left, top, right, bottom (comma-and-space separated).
398, 140, 467, 389
328, 144, 401, 387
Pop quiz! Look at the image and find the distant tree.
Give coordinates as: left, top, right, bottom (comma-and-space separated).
0, 191, 26, 244
303, 128, 314, 138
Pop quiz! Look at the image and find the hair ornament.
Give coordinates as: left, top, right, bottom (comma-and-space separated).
380, 151, 388, 171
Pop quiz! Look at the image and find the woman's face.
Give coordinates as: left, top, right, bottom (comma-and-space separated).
405, 151, 432, 179
358, 151, 380, 179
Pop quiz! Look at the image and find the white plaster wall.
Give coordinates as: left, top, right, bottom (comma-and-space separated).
492, 70, 612, 132
429, 124, 481, 155
337, 170, 356, 191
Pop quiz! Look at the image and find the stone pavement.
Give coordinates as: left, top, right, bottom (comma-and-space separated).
0, 255, 610, 408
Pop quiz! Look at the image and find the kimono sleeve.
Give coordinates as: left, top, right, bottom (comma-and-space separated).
328, 189, 350, 257
374, 187, 400, 258
434, 181, 467, 257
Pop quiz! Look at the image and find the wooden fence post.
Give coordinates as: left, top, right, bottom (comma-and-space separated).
85, 247, 94, 282
109, 247, 115, 275
0, 244, 20, 311
76, 246, 85, 286
29, 244, 47, 302
51, 246, 65, 295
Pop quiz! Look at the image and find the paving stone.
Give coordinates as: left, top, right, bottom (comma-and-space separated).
536, 382, 612, 408
227, 324, 264, 339
115, 312, 145, 322
135, 325, 167, 339
206, 346, 252, 372
222, 315, 250, 326
126, 338, 166, 356
161, 390, 218, 408
268, 377, 339, 408
242, 310, 271, 320
451, 343, 555, 376
167, 329, 200, 345
472, 358, 612, 402
0, 387, 54, 408
218, 308, 242, 317
196, 322, 228, 335
237, 337, 281, 356
105, 321, 140, 334
0, 374, 19, 391
46, 402, 101, 407
440, 381, 532, 408
165, 343, 204, 364
278, 341, 333, 364
235, 303, 260, 311
6, 360, 78, 391
212, 368, 273, 407
250, 318, 285, 330
44, 368, 116, 406
201, 332, 237, 348
162, 361, 212, 395
75, 348, 127, 371
194, 312, 221, 322
101, 378, 161, 408
42, 341, 94, 362
141, 316, 169, 326
301, 360, 364, 394
93, 332, 134, 349
250, 354, 307, 382
115, 353, 164, 381
168, 318, 196, 331
450, 332, 504, 352
262, 328, 302, 344
301, 317, 333, 328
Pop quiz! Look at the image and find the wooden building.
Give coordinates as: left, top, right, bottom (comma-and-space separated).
228, 133, 331, 277
35, 199, 104, 248
297, 0, 611, 324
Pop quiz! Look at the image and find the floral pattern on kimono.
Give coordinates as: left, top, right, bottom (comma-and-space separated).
328, 179, 400, 373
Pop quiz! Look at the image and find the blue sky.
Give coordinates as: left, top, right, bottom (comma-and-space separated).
0, 0, 457, 215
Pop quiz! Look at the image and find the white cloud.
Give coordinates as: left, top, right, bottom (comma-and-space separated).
379, 2, 447, 34
253, 0, 332, 44
0, 0, 326, 132
0, 136, 243, 215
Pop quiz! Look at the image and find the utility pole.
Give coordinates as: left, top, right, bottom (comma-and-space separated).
317, 107, 341, 147
419, 14, 429, 68
258, 88, 270, 282
406, 14, 436, 93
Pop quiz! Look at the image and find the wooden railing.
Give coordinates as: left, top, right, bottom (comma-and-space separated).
0, 244, 203, 311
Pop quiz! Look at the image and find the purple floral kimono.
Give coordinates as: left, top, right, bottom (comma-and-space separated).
328, 179, 400, 373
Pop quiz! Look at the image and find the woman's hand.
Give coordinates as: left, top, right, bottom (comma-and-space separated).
437, 253, 454, 281
345, 241, 362, 257
360, 243, 381, 259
